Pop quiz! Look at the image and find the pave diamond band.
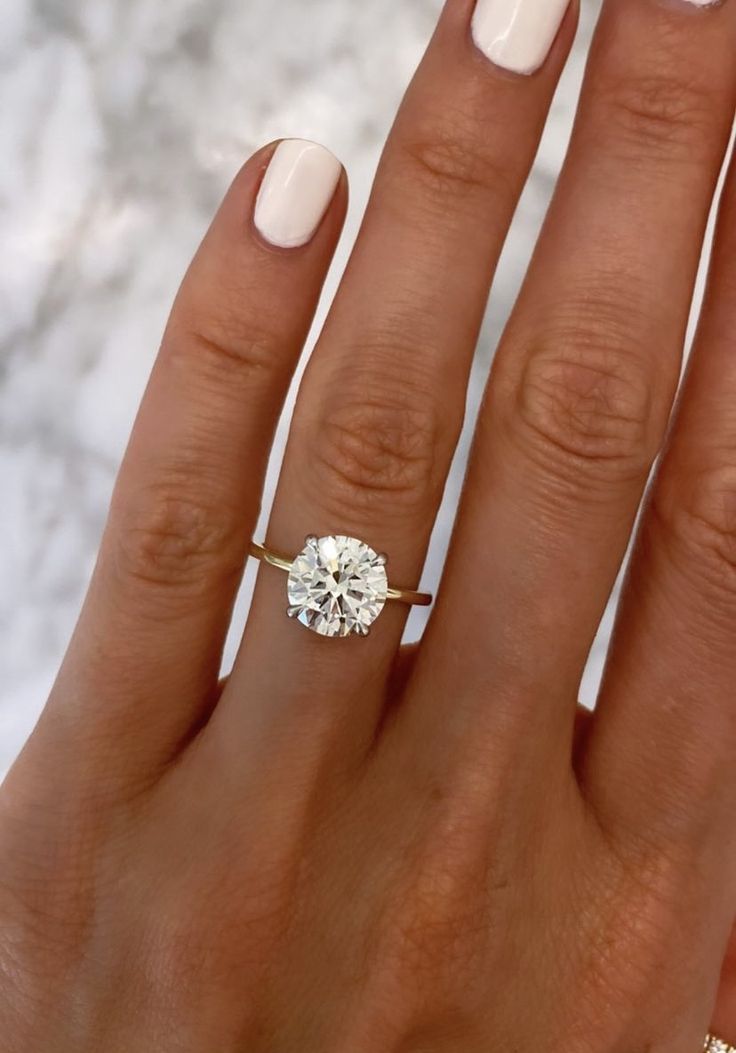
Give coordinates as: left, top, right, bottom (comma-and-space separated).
250, 535, 432, 638
705, 1036, 735, 1053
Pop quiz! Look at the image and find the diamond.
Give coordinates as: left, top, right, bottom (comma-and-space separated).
705, 1039, 735, 1053
287, 535, 388, 638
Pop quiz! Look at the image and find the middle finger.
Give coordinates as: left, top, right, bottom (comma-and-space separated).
406, 0, 736, 767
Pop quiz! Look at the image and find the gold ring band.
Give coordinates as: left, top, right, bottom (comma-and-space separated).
249, 541, 432, 607
705, 1035, 735, 1052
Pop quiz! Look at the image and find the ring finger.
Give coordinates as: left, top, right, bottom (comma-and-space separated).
216, 0, 578, 755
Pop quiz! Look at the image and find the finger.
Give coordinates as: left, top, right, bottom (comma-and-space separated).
24, 142, 346, 792
404, 0, 736, 771
214, 0, 578, 755
712, 923, 736, 1048
581, 147, 736, 851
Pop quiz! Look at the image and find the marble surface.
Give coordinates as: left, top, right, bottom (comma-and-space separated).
0, 0, 616, 776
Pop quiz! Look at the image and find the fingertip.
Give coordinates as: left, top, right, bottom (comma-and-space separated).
251, 139, 347, 252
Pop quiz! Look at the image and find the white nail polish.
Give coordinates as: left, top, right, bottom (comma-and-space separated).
254, 140, 342, 249
471, 0, 570, 76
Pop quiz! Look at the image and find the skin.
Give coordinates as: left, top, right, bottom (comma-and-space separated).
1, 0, 736, 1048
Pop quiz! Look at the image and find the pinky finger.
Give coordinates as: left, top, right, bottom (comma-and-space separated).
21, 140, 346, 793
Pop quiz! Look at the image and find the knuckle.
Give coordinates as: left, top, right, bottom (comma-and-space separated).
145, 857, 295, 1017
509, 334, 654, 485
368, 793, 506, 1003
164, 312, 285, 392
112, 484, 242, 592
399, 121, 515, 211
308, 393, 446, 522
593, 67, 721, 166
374, 863, 488, 996
142, 914, 232, 1018
577, 849, 688, 1041
652, 462, 736, 587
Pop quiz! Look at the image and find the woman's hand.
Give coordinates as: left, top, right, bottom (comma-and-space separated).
2, 0, 736, 1049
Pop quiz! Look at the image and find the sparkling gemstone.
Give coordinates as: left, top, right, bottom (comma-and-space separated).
287, 535, 388, 638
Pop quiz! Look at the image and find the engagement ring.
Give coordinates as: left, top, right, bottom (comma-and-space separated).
250, 535, 433, 638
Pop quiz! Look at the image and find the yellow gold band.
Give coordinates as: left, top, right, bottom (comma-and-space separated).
249, 541, 432, 607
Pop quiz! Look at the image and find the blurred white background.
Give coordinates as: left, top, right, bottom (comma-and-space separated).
1, 0, 621, 776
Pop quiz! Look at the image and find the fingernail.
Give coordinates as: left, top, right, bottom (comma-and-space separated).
471, 0, 570, 76
254, 140, 342, 249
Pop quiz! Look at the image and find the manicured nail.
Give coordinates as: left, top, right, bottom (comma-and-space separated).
254, 139, 342, 249
471, 0, 570, 76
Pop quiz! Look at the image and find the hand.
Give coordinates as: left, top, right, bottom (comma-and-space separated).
2, 0, 736, 1049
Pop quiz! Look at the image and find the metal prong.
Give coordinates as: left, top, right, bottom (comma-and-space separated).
287, 606, 301, 619
376, 552, 388, 566
353, 623, 370, 637
305, 534, 318, 547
